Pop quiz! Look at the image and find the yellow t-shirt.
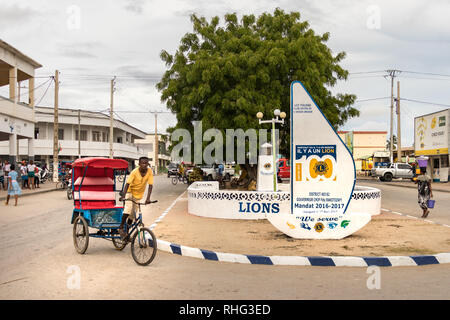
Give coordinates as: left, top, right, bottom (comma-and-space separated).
126, 167, 153, 200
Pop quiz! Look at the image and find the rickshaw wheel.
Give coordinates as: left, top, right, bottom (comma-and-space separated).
67, 189, 73, 200
73, 216, 89, 254
112, 233, 128, 251
171, 177, 178, 185
131, 227, 157, 266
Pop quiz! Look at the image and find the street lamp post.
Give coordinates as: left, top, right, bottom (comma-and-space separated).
257, 109, 286, 191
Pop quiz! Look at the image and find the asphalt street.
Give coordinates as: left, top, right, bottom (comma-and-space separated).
0, 176, 449, 300
359, 180, 450, 226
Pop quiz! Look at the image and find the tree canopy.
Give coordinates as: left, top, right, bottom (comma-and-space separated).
157, 8, 358, 160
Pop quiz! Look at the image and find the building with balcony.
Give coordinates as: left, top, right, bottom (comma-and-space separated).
0, 106, 147, 168
0, 39, 42, 163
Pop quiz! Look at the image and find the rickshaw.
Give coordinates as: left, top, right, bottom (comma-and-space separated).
57, 161, 73, 189
70, 157, 157, 266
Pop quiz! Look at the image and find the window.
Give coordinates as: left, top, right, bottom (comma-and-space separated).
398, 164, 411, 170
117, 137, 123, 143
75, 130, 87, 141
102, 132, 109, 142
58, 129, 64, 140
92, 131, 101, 142
34, 128, 39, 139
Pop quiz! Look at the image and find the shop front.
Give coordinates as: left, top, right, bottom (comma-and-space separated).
414, 109, 450, 182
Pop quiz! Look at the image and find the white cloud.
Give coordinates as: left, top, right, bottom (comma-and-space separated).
0, 0, 449, 138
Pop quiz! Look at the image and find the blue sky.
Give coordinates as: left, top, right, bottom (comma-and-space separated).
1, 0, 449, 147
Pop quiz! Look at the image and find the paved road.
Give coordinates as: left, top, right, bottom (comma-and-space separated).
358, 180, 450, 226
0, 176, 449, 300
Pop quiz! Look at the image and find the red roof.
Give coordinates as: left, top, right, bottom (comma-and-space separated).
72, 157, 129, 169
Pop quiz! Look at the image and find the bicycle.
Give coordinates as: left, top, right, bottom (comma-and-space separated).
171, 172, 188, 185
112, 198, 158, 266
56, 175, 70, 190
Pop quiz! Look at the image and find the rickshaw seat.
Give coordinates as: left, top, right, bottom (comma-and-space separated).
73, 177, 117, 209
74, 191, 115, 201
74, 176, 114, 186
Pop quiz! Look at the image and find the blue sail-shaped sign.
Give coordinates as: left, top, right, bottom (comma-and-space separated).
267, 81, 371, 239
290, 81, 355, 215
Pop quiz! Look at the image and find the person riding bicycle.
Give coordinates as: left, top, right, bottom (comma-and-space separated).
118, 156, 153, 239
178, 162, 185, 178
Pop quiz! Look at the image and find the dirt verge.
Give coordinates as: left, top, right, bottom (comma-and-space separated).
153, 196, 450, 257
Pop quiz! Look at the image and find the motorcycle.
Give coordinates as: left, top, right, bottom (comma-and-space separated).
39, 168, 50, 183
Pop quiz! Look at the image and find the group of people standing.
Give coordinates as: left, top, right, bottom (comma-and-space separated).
18, 160, 40, 190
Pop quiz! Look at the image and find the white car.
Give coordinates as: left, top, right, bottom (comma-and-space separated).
371, 163, 414, 182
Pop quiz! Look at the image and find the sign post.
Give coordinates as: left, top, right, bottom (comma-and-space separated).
267, 81, 371, 239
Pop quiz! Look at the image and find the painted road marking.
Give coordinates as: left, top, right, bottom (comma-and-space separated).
382, 208, 449, 228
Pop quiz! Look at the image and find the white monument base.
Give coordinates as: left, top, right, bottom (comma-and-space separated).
266, 212, 371, 239
188, 182, 380, 219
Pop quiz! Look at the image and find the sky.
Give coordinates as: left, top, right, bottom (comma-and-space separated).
1, 0, 450, 147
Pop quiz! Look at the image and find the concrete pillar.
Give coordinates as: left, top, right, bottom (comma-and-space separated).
29, 77, 35, 108
9, 133, 17, 164
9, 66, 17, 103
28, 138, 35, 161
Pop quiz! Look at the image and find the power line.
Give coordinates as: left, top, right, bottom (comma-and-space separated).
398, 75, 450, 81
0, 76, 53, 101
402, 70, 450, 78
36, 77, 54, 106
349, 70, 386, 75
401, 98, 450, 108
355, 97, 390, 102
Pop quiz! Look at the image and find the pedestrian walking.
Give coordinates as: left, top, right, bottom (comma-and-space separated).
5, 164, 21, 206
416, 167, 433, 218
27, 160, 36, 190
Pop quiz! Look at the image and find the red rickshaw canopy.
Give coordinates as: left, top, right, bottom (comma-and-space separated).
72, 157, 129, 169
72, 158, 129, 209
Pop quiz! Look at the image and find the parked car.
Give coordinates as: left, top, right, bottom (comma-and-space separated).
277, 158, 290, 182
186, 164, 234, 181
167, 163, 179, 177
371, 162, 414, 182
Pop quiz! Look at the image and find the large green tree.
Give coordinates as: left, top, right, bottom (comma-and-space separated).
157, 8, 358, 160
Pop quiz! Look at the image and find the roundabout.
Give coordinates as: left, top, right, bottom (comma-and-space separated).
151, 190, 450, 267
150, 82, 450, 267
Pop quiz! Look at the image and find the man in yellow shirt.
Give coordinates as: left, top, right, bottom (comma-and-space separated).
118, 157, 153, 238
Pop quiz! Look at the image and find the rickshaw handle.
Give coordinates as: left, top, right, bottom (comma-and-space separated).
122, 198, 158, 205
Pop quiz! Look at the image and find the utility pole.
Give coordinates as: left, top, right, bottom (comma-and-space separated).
396, 81, 401, 163
53, 70, 59, 182
109, 76, 116, 158
154, 113, 158, 174
386, 69, 401, 163
78, 109, 81, 158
